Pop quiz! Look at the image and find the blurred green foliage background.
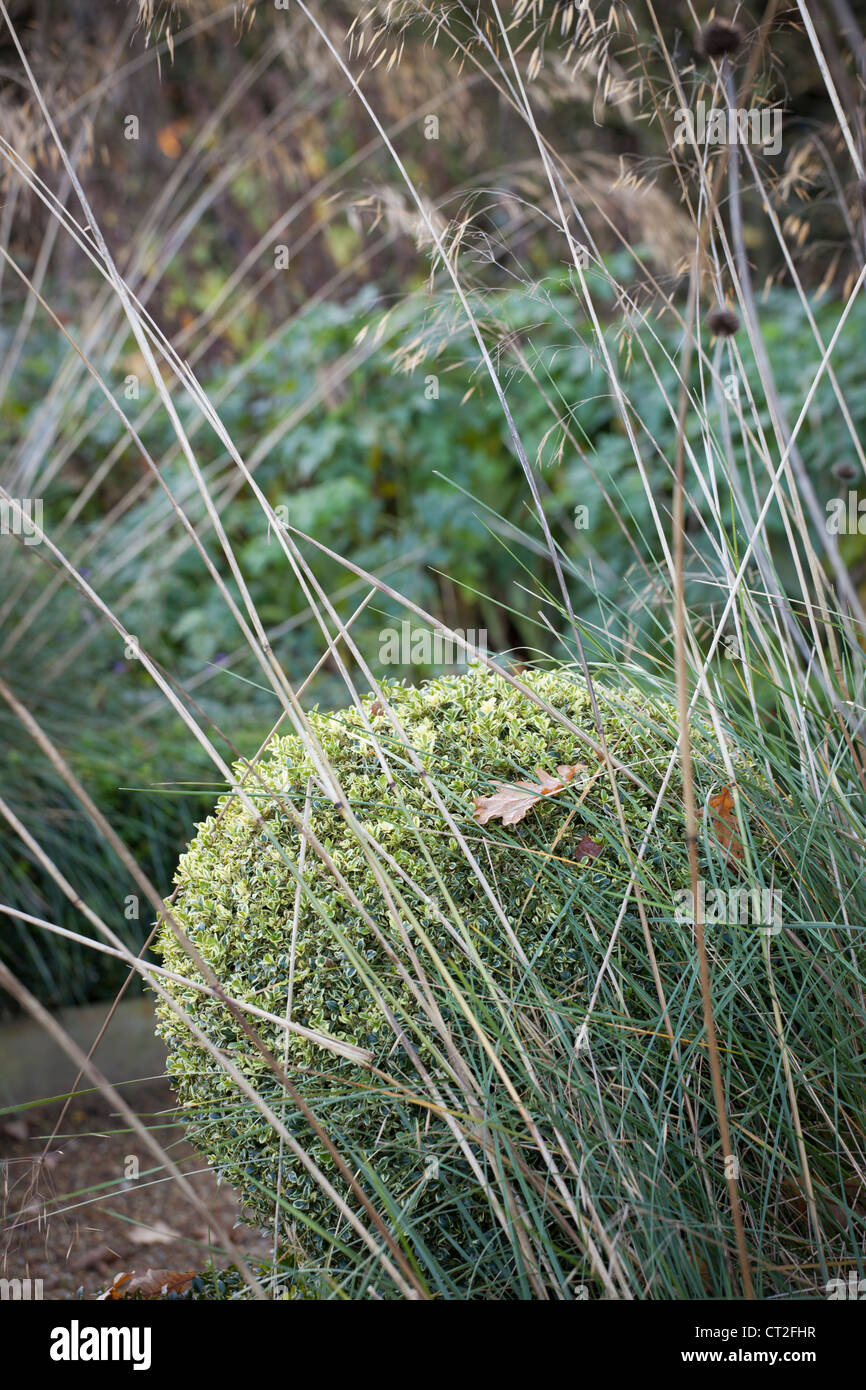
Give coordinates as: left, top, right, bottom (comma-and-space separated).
3, 0, 865, 1011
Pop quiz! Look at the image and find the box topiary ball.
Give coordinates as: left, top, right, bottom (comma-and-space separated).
153, 665, 712, 1284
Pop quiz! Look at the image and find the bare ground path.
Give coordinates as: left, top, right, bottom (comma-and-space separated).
0, 1078, 271, 1299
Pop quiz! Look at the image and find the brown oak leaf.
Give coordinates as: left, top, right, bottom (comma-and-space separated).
473, 764, 587, 828
99, 1268, 197, 1300
574, 834, 603, 862
704, 786, 744, 865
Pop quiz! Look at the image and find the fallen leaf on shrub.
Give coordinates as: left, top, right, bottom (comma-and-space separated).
704, 786, 744, 864
782, 1172, 866, 1226
574, 834, 603, 862
473, 764, 587, 827
99, 1268, 197, 1300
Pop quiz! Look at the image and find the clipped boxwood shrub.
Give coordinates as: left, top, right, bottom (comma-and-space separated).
153, 665, 731, 1288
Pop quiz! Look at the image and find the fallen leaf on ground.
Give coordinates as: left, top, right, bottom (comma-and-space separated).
99, 1268, 197, 1300
127, 1221, 182, 1247
703, 786, 744, 864
473, 764, 588, 828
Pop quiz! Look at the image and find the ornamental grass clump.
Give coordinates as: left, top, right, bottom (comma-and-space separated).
152, 663, 780, 1293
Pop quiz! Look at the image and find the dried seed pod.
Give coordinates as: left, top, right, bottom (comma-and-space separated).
707, 305, 740, 337
697, 19, 746, 59
832, 460, 858, 482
